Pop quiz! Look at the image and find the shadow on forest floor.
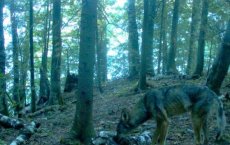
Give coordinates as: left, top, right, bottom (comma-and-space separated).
1, 75, 230, 145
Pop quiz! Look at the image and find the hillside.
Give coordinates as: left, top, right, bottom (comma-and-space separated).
1, 75, 230, 145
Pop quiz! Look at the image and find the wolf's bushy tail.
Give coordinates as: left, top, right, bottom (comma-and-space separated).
216, 100, 226, 140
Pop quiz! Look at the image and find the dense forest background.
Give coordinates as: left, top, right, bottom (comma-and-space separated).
0, 0, 230, 144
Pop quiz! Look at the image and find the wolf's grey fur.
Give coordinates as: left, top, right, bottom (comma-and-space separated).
115, 85, 226, 145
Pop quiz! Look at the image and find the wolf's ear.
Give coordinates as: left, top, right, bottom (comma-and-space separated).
121, 108, 129, 122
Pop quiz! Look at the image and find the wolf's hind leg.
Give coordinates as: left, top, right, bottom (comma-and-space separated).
159, 120, 169, 145
202, 119, 209, 144
152, 121, 161, 145
191, 113, 203, 145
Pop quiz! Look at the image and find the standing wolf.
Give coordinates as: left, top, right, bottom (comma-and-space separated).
115, 85, 226, 145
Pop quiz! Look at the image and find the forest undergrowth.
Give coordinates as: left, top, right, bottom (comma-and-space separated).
1, 75, 230, 145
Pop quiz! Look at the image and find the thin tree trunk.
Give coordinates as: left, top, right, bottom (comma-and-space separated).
70, 0, 97, 144
167, 0, 180, 75
206, 19, 230, 94
193, 0, 209, 77
147, 0, 156, 76
10, 0, 20, 112
162, 0, 167, 74
49, 0, 64, 105
96, 10, 103, 93
0, 0, 8, 116
40, 0, 50, 101
186, 0, 201, 75
139, 0, 148, 90
127, 0, 139, 79
29, 0, 36, 113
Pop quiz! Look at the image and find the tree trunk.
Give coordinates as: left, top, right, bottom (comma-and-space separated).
139, 0, 148, 90
147, 0, 156, 76
96, 20, 103, 93
0, 0, 8, 116
29, 0, 36, 113
161, 0, 167, 74
70, 0, 97, 144
49, 0, 64, 105
127, 0, 139, 80
10, 0, 20, 112
206, 19, 230, 94
186, 0, 201, 75
40, 0, 50, 102
193, 0, 209, 77
100, 29, 107, 82
166, 0, 180, 75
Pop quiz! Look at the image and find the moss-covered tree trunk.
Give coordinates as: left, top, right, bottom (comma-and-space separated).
193, 0, 209, 77
40, 0, 50, 102
186, 0, 201, 75
166, 0, 180, 74
0, 0, 8, 116
49, 0, 64, 105
147, 0, 156, 76
161, 0, 167, 74
127, 0, 139, 79
70, 0, 97, 144
206, 19, 230, 94
139, 0, 148, 90
10, 0, 20, 112
29, 0, 36, 113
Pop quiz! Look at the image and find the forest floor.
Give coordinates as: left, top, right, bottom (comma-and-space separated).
1, 75, 230, 145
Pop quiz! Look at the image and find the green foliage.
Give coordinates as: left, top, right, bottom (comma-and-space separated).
2, 0, 230, 112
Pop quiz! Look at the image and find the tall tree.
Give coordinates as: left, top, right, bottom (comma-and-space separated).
40, 0, 50, 102
10, 0, 20, 112
166, 0, 180, 74
186, 0, 201, 75
139, 0, 148, 90
96, 2, 103, 93
127, 0, 139, 79
193, 0, 209, 76
29, 0, 36, 113
206, 19, 230, 94
0, 0, 8, 116
69, 0, 97, 144
146, 0, 156, 76
161, 0, 167, 74
49, 0, 64, 105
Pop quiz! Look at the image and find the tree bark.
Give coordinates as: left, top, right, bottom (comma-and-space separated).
193, 0, 209, 76
40, 0, 50, 103
139, 0, 148, 90
161, 0, 167, 74
49, 0, 64, 105
147, 0, 156, 76
70, 0, 97, 144
0, 0, 8, 116
10, 0, 20, 112
206, 19, 230, 94
186, 0, 201, 75
127, 0, 139, 79
167, 0, 180, 74
29, 0, 36, 113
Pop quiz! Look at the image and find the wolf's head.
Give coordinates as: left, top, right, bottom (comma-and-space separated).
114, 108, 133, 143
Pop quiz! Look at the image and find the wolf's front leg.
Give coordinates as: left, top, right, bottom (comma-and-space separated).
151, 121, 161, 145
151, 120, 168, 145
191, 114, 203, 145
159, 120, 169, 145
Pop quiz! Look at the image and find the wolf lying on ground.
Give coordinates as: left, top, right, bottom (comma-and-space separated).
115, 85, 226, 145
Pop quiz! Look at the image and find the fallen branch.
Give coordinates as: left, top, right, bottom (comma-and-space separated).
0, 113, 24, 129
26, 105, 66, 118
92, 131, 153, 145
10, 122, 37, 145
0, 113, 39, 145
